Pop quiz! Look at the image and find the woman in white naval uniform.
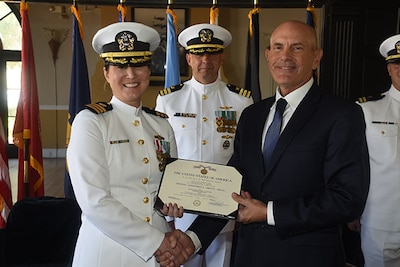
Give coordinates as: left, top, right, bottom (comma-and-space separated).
350, 34, 400, 267
67, 22, 187, 267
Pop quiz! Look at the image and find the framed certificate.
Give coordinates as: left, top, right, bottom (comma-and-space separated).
155, 158, 242, 220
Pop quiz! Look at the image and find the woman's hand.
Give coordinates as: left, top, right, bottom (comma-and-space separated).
159, 203, 184, 218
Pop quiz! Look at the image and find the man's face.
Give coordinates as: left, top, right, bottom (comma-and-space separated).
186, 52, 224, 84
265, 21, 323, 95
387, 62, 400, 91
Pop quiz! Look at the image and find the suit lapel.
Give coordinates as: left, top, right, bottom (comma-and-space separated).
263, 85, 322, 178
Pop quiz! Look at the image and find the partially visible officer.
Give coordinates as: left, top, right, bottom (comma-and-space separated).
156, 23, 254, 267
349, 34, 400, 267
67, 22, 190, 267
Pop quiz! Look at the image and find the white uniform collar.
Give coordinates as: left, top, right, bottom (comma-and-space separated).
189, 76, 222, 94
110, 96, 142, 117
388, 85, 400, 102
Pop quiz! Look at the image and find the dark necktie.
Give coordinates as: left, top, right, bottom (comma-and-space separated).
263, 98, 287, 169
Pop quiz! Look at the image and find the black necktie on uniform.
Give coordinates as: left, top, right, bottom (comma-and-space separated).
262, 98, 287, 169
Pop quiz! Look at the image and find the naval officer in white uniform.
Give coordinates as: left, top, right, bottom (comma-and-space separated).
67, 22, 190, 267
156, 23, 254, 267
351, 34, 400, 267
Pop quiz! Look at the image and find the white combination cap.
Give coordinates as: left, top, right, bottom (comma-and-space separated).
92, 22, 160, 66
178, 23, 232, 55
379, 34, 400, 64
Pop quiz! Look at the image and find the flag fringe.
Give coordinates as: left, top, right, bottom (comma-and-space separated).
71, 5, 85, 40
118, 4, 127, 22
248, 7, 260, 38
166, 7, 178, 35
210, 6, 219, 25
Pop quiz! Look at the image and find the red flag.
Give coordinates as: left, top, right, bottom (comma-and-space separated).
13, 2, 44, 200
0, 116, 12, 228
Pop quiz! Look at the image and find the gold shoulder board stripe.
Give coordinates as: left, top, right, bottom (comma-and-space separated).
142, 107, 169, 119
357, 94, 385, 103
159, 83, 184, 96
227, 84, 252, 98
85, 102, 113, 114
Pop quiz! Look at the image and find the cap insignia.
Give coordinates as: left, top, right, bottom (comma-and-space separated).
396, 41, 400, 55
117, 31, 135, 52
199, 29, 213, 43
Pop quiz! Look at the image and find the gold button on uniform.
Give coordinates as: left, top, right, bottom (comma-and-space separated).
202, 95, 207, 100
133, 120, 140, 126
144, 217, 150, 222
143, 158, 149, 164
143, 197, 149, 203
142, 178, 148, 184
202, 140, 207, 145
181, 124, 185, 128
203, 117, 208, 122
138, 139, 144, 145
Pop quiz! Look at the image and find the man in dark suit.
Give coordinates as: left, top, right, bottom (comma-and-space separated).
156, 20, 370, 267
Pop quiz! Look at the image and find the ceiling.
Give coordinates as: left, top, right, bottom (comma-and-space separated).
7, 0, 329, 8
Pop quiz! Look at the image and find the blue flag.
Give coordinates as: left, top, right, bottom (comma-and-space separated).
306, 2, 315, 28
244, 8, 261, 102
65, 5, 91, 199
164, 8, 180, 88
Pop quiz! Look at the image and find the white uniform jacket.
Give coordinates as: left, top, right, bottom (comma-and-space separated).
156, 77, 253, 231
358, 86, 400, 231
67, 96, 177, 267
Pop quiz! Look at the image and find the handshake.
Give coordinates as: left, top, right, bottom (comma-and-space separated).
155, 229, 195, 267
154, 203, 195, 267
153, 190, 267, 266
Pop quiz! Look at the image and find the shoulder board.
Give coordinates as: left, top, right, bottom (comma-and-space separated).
142, 107, 169, 119
227, 84, 252, 98
159, 83, 184, 96
357, 94, 385, 103
84, 102, 113, 114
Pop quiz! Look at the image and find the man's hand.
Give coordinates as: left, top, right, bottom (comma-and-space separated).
159, 203, 184, 218
347, 219, 361, 233
154, 230, 195, 267
232, 190, 267, 224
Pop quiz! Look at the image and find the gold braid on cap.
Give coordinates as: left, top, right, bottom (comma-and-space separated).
185, 43, 224, 51
386, 54, 400, 61
100, 51, 153, 58
386, 42, 400, 61
186, 44, 224, 54
103, 56, 151, 65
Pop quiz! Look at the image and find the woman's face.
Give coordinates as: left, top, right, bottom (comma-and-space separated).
104, 65, 151, 107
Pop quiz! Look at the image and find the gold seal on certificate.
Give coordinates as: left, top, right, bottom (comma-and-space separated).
154, 158, 242, 220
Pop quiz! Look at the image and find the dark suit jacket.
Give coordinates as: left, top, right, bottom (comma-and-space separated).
188, 83, 370, 267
